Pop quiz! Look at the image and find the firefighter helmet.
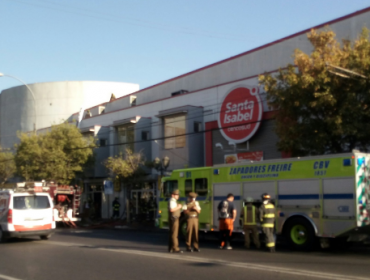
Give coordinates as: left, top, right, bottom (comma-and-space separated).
261, 193, 271, 201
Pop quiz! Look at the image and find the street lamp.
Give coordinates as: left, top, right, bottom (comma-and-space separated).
0, 73, 37, 131
153, 156, 170, 177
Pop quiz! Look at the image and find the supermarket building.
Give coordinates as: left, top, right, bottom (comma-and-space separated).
2, 7, 370, 219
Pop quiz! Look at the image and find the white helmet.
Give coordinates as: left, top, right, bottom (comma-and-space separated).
245, 197, 254, 203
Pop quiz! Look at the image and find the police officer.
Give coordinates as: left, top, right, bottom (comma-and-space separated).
111, 197, 121, 219
240, 197, 260, 249
259, 193, 276, 252
168, 189, 183, 253
183, 192, 201, 252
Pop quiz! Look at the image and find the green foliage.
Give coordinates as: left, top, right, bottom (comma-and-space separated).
259, 27, 370, 156
0, 147, 16, 185
14, 123, 96, 184
104, 149, 144, 182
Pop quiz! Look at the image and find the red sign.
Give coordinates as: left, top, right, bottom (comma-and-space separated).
218, 86, 262, 143
224, 151, 263, 164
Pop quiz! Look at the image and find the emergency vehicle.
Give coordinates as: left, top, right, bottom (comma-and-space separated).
158, 151, 370, 250
50, 184, 81, 223
0, 182, 56, 242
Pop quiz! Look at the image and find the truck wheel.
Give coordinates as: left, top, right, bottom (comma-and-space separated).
40, 234, 51, 240
180, 220, 187, 239
286, 218, 315, 251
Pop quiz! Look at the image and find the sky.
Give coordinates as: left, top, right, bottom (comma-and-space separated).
1, 0, 370, 93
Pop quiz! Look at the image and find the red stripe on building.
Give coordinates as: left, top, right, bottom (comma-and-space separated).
205, 110, 277, 166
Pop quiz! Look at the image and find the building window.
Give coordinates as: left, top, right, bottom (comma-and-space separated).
99, 139, 107, 147
142, 131, 149, 141
194, 122, 202, 133
99, 106, 105, 114
84, 110, 92, 119
130, 96, 137, 107
164, 114, 186, 149
117, 124, 134, 154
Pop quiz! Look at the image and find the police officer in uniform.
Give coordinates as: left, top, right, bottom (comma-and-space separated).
240, 197, 260, 249
183, 192, 201, 252
259, 193, 276, 252
168, 189, 183, 253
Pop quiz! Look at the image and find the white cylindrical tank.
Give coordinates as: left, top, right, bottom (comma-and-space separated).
0, 80, 139, 148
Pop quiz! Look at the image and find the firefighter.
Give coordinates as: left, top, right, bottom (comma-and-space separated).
183, 192, 201, 252
111, 197, 121, 219
240, 197, 260, 249
259, 193, 276, 252
168, 189, 183, 253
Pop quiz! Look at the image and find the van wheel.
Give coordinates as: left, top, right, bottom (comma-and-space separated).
40, 235, 51, 240
0, 228, 6, 243
285, 218, 315, 251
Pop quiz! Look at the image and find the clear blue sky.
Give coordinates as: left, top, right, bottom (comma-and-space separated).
1, 0, 370, 93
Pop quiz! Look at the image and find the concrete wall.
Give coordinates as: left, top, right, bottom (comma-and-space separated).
101, 8, 370, 113
0, 81, 139, 148
77, 8, 370, 175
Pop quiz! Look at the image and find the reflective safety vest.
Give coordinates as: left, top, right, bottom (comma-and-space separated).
113, 201, 120, 211
260, 203, 275, 228
240, 205, 257, 226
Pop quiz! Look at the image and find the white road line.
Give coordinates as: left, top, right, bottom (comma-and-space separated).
43, 241, 368, 280
100, 248, 368, 280
0, 273, 22, 280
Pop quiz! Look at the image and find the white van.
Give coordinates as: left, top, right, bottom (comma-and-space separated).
0, 187, 56, 242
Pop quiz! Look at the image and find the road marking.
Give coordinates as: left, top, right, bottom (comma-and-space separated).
44, 241, 368, 280
0, 273, 22, 280
100, 249, 369, 280
69, 230, 92, 233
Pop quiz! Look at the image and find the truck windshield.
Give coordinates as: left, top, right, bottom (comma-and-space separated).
13, 196, 51, 210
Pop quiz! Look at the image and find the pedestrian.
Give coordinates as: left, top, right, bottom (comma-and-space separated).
168, 189, 183, 253
183, 192, 201, 252
111, 197, 121, 219
240, 197, 260, 249
259, 193, 276, 253
218, 193, 236, 250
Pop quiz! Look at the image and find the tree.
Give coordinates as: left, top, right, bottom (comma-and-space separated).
259, 27, 370, 156
104, 149, 145, 185
0, 147, 16, 185
14, 123, 96, 184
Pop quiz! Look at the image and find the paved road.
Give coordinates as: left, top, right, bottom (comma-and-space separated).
0, 228, 369, 280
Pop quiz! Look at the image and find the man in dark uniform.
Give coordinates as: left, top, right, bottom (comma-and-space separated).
168, 189, 183, 253
218, 193, 236, 249
184, 192, 201, 252
259, 193, 276, 252
111, 197, 121, 219
240, 197, 260, 249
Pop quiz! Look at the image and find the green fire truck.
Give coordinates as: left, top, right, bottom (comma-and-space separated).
158, 151, 370, 250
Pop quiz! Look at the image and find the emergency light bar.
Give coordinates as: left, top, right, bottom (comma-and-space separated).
357, 157, 365, 166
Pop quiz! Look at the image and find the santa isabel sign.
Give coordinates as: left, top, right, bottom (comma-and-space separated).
218, 86, 262, 143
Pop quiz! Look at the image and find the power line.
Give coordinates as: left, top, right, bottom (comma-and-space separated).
6, 0, 249, 41
1, 93, 272, 153
63, 93, 271, 141
68, 116, 272, 151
